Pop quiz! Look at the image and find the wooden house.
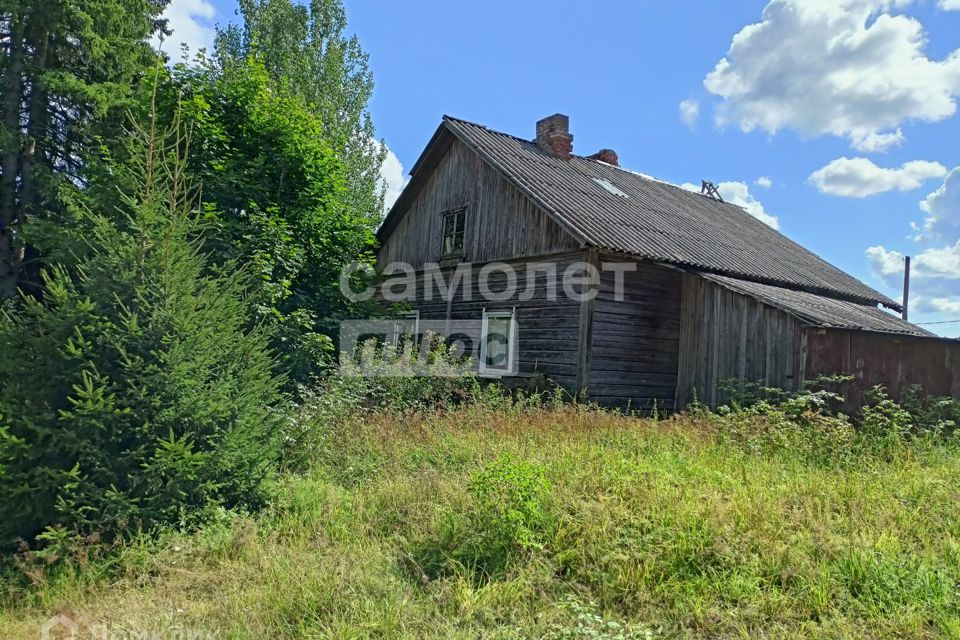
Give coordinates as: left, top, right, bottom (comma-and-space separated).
374, 114, 960, 410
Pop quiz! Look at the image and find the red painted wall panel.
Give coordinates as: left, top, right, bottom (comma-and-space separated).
804, 328, 960, 407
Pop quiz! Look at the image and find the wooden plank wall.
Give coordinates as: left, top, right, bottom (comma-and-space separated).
804, 329, 960, 408
676, 273, 801, 408
379, 252, 588, 391
587, 258, 682, 411
377, 138, 579, 269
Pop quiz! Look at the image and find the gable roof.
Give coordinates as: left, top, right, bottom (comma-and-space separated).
380, 116, 900, 311
700, 273, 932, 337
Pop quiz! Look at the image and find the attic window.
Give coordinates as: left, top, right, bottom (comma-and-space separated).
441, 208, 466, 257
593, 177, 629, 198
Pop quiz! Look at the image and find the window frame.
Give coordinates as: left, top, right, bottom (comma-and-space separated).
392, 310, 420, 349
440, 207, 467, 258
479, 308, 517, 376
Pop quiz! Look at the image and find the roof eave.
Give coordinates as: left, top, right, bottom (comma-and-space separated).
593, 247, 899, 311
696, 270, 922, 336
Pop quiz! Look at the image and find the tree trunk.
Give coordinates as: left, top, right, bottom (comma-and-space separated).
0, 10, 26, 298
19, 20, 51, 249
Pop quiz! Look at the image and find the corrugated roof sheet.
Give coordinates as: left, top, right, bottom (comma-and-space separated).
441, 116, 900, 310
701, 273, 932, 337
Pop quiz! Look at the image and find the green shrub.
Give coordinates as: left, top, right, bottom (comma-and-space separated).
860, 386, 914, 439
279, 337, 479, 472
718, 374, 851, 413
338, 334, 479, 413
900, 384, 960, 436
411, 453, 553, 582
855, 385, 960, 459
713, 401, 856, 465
718, 378, 790, 409
0, 118, 283, 547
712, 379, 960, 464
470, 453, 551, 552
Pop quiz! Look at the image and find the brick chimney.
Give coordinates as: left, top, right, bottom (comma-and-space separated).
590, 148, 619, 166
535, 113, 573, 159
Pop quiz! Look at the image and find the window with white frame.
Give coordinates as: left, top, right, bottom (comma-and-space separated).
479, 309, 516, 375
392, 311, 420, 349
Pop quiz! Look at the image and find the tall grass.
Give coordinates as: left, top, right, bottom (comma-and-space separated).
2, 398, 959, 639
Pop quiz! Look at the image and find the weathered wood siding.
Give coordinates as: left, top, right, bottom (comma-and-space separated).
804, 328, 960, 408
380, 252, 587, 391
377, 138, 579, 268
676, 273, 801, 408
587, 258, 682, 410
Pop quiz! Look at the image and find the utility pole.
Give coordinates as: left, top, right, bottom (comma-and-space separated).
902, 255, 911, 321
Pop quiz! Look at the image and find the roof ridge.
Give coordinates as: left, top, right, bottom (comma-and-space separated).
442, 115, 534, 145
444, 116, 746, 210
586, 157, 759, 215
444, 115, 641, 166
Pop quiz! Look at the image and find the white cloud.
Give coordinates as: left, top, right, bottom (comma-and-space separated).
866, 245, 907, 279
918, 296, 960, 314
754, 176, 773, 188
703, 0, 960, 151
681, 180, 780, 228
154, 0, 217, 63
679, 99, 700, 128
717, 181, 780, 228
809, 157, 946, 197
866, 170, 960, 324
868, 242, 960, 282
940, 0, 960, 10
914, 243, 960, 278
866, 242, 960, 322
921, 167, 960, 241
851, 129, 905, 153
379, 144, 408, 214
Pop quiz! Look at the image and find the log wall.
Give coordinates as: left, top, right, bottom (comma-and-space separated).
377, 252, 588, 391
586, 258, 682, 411
377, 138, 579, 268
676, 273, 801, 408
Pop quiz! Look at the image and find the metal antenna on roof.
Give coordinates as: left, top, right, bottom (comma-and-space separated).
701, 180, 724, 202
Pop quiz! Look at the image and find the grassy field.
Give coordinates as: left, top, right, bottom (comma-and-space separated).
2, 402, 960, 639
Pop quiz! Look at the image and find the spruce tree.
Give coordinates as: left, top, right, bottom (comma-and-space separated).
0, 105, 284, 546
0, 0, 166, 297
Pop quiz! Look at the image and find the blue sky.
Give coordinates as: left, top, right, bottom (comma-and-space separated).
163, 0, 960, 334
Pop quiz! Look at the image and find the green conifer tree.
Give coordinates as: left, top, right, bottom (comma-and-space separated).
0, 103, 284, 546
0, 0, 167, 297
